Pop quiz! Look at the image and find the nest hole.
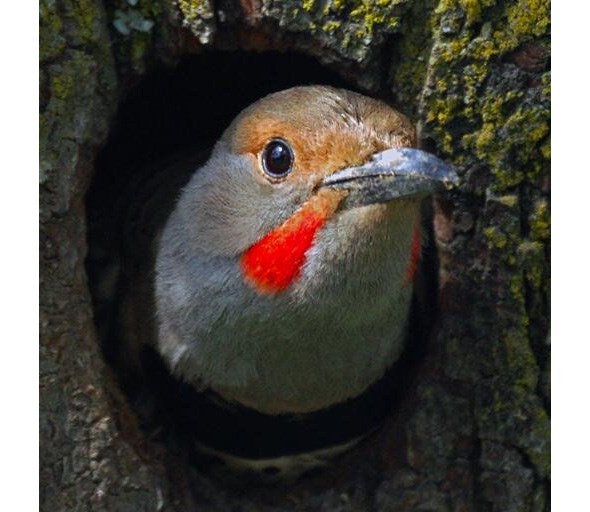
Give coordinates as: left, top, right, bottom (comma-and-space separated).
85, 50, 438, 481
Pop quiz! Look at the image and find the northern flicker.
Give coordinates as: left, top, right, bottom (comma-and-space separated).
100, 86, 457, 479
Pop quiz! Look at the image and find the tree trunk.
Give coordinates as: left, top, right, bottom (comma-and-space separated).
40, 1, 550, 510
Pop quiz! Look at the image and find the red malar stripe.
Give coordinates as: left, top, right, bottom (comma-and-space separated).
404, 225, 422, 287
241, 195, 338, 294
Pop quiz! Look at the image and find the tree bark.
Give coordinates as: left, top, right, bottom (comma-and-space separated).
40, 1, 550, 510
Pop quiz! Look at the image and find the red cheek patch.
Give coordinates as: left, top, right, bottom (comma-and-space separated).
403, 225, 422, 287
241, 191, 343, 294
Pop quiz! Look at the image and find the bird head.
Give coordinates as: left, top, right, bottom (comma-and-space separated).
155, 86, 457, 414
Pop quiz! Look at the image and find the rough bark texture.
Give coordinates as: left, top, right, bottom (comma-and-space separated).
40, 1, 550, 510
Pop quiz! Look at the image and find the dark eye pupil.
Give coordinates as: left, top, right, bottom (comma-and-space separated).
263, 140, 293, 178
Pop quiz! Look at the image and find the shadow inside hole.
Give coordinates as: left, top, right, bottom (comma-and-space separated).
85, 50, 439, 482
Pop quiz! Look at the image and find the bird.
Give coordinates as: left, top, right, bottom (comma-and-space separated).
98, 85, 457, 480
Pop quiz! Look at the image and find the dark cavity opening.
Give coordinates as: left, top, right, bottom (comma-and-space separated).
85, 51, 437, 479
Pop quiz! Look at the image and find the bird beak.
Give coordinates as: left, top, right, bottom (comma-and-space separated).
320, 148, 459, 208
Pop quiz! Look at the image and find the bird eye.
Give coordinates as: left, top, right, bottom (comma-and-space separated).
261, 139, 294, 179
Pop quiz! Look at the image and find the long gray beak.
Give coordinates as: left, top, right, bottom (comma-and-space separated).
320, 148, 459, 208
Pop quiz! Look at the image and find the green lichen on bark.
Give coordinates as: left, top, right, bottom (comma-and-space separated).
265, 0, 411, 64
422, 0, 550, 179
175, 0, 412, 68
415, 0, 551, 503
105, 0, 164, 77
40, 1, 66, 62
40, 1, 160, 509
388, 0, 435, 115
40, 0, 118, 189
40, 0, 116, 62
177, 0, 216, 44
529, 197, 550, 241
